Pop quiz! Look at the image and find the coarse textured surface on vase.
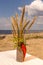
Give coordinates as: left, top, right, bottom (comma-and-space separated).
16, 47, 25, 62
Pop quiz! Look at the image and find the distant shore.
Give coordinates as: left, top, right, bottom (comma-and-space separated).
0, 32, 43, 59
0, 30, 43, 34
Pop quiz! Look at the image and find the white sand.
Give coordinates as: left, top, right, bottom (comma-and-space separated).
0, 50, 43, 65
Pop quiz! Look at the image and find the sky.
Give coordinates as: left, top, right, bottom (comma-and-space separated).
0, 0, 43, 30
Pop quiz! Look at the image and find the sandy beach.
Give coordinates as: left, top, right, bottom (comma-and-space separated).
0, 32, 43, 59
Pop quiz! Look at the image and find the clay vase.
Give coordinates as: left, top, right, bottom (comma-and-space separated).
16, 43, 26, 62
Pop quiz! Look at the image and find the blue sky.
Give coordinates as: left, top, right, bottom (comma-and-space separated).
0, 0, 33, 17
0, 0, 43, 30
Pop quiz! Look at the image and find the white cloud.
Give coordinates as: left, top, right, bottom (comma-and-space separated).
18, 7, 22, 11
30, 16, 43, 30
36, 16, 43, 24
18, 0, 43, 30
37, 0, 40, 1
37, 22, 43, 24
18, 0, 43, 16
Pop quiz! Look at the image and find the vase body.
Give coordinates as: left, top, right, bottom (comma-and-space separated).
16, 47, 24, 62
16, 44, 26, 62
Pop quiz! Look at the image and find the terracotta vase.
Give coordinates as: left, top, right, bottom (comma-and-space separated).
16, 43, 26, 62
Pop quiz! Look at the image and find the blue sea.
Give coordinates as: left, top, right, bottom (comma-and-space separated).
0, 30, 43, 34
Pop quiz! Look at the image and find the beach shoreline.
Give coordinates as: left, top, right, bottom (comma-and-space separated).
0, 32, 43, 59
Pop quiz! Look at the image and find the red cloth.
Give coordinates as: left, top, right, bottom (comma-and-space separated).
21, 44, 26, 57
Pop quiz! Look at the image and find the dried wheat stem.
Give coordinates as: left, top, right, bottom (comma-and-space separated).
15, 13, 18, 22
20, 7, 25, 25
21, 20, 30, 34
28, 16, 37, 30
12, 23, 16, 37
11, 16, 18, 34
20, 7, 25, 37
11, 16, 18, 29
